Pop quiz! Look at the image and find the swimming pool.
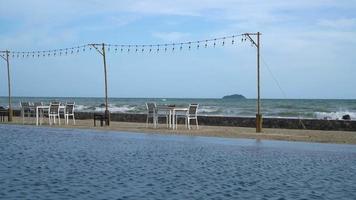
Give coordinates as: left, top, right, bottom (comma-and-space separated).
0, 125, 355, 199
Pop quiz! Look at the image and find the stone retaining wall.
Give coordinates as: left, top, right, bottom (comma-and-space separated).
11, 110, 356, 131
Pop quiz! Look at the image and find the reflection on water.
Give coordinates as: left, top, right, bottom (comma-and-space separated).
0, 125, 356, 199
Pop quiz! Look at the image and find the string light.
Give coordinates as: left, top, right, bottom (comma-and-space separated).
3, 34, 249, 59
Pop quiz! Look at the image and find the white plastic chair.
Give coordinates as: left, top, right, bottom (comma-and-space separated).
157, 105, 171, 128
33, 102, 44, 124
49, 102, 60, 125
146, 102, 158, 128
64, 102, 75, 125
20, 102, 33, 124
175, 104, 199, 130
187, 104, 199, 130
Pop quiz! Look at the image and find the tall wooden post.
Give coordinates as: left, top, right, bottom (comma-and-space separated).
243, 32, 262, 132
6, 50, 12, 122
256, 32, 262, 132
90, 43, 111, 126
102, 43, 110, 126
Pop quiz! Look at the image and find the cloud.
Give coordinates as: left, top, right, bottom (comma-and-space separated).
318, 18, 356, 29
152, 31, 191, 42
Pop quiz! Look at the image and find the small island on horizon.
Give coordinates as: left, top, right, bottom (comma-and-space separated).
222, 94, 247, 100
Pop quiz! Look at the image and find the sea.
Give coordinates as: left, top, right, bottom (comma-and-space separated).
1, 97, 356, 120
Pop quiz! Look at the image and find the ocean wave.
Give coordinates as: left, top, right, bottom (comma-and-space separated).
314, 111, 356, 120
75, 104, 138, 113
198, 106, 220, 114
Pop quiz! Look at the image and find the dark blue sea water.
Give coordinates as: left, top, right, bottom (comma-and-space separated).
0, 125, 356, 199
1, 97, 356, 120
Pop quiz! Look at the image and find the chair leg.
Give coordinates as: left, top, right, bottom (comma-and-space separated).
146, 115, 149, 128
186, 117, 188, 129
187, 118, 191, 130
175, 116, 178, 129
196, 118, 199, 129
22, 110, 24, 124
73, 115, 76, 125
166, 115, 169, 128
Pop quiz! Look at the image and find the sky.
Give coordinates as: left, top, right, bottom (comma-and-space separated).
0, 0, 355, 99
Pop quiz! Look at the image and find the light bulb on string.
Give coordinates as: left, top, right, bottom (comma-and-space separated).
164, 44, 167, 52
188, 42, 191, 50
157, 45, 160, 52
222, 37, 225, 46
180, 43, 183, 51
172, 43, 175, 51
205, 40, 208, 48
214, 39, 216, 47
197, 41, 200, 49
232, 36, 235, 44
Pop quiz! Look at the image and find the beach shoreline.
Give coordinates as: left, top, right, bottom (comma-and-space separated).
3, 117, 356, 145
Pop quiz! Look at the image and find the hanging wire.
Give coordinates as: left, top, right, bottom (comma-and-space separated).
261, 56, 287, 98
3, 34, 244, 58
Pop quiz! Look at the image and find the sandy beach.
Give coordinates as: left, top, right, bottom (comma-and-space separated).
4, 117, 356, 144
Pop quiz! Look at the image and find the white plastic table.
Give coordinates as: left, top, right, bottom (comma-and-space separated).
172, 107, 188, 129
36, 105, 66, 126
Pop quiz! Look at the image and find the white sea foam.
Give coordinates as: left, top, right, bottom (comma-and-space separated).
198, 106, 219, 114
75, 104, 88, 111
95, 105, 137, 113
314, 111, 356, 120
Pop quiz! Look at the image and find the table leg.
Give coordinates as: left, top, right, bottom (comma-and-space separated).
169, 110, 172, 128
36, 107, 39, 126
172, 110, 176, 129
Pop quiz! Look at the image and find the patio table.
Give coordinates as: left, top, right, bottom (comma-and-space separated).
36, 105, 66, 126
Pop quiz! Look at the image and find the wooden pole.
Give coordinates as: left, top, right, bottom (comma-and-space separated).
6, 50, 12, 122
102, 43, 110, 126
256, 32, 262, 132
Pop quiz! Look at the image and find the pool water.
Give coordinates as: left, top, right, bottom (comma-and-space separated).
0, 125, 355, 199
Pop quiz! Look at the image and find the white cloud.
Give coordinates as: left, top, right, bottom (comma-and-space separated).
152, 31, 191, 42
318, 18, 356, 29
